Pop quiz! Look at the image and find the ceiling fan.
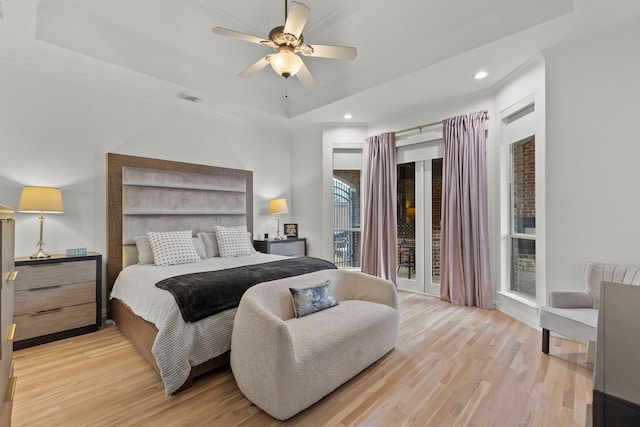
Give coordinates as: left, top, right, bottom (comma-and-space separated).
212, 0, 357, 88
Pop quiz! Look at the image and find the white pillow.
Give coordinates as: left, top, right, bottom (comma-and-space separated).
147, 230, 201, 266
192, 237, 207, 260
134, 236, 154, 264
215, 225, 253, 258
197, 232, 220, 258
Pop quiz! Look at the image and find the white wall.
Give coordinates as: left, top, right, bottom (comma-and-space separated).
0, 58, 292, 261
543, 20, 640, 292
290, 128, 323, 256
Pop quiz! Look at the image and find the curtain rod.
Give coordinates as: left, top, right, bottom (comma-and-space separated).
395, 110, 489, 136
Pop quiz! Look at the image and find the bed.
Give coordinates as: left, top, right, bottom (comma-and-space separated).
106, 153, 287, 394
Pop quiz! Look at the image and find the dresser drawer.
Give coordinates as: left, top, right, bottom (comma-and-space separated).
14, 303, 96, 341
15, 260, 96, 290
2, 371, 16, 427
269, 240, 305, 256
14, 281, 95, 316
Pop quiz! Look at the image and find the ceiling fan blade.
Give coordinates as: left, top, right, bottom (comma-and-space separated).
212, 27, 266, 45
305, 44, 358, 60
239, 56, 271, 78
295, 61, 315, 87
284, 1, 311, 40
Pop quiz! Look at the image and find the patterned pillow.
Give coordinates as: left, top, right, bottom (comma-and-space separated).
214, 225, 253, 258
289, 280, 339, 318
134, 235, 154, 264
146, 230, 201, 266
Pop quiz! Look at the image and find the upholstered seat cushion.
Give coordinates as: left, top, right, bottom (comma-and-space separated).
539, 306, 598, 344
286, 299, 398, 383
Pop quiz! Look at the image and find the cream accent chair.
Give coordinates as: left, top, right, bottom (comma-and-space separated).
539, 262, 640, 357
230, 269, 399, 421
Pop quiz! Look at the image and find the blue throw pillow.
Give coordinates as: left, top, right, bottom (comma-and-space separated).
289, 280, 339, 318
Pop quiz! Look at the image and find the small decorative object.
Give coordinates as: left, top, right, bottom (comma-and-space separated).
66, 247, 87, 257
264, 233, 269, 239
284, 223, 298, 238
18, 186, 64, 259
269, 198, 288, 240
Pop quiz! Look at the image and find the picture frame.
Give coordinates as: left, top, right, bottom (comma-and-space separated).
284, 223, 298, 238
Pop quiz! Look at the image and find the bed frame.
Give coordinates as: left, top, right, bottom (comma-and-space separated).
106, 153, 253, 393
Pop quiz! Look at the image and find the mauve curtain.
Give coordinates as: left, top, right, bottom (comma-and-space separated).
440, 112, 493, 309
361, 132, 397, 284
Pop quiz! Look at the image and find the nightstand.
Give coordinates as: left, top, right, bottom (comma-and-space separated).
13, 253, 102, 350
254, 238, 306, 257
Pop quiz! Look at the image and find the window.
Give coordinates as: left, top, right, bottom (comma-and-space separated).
333, 173, 361, 268
510, 136, 536, 297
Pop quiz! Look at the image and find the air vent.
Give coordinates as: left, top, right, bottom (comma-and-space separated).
177, 92, 202, 103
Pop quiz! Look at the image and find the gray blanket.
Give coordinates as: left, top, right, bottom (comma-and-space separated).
155, 256, 337, 322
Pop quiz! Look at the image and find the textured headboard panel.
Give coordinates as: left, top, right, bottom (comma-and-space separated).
107, 153, 253, 318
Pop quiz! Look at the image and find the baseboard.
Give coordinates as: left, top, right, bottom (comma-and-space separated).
495, 291, 539, 330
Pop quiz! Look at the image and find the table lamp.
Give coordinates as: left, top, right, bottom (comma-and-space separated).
18, 186, 64, 259
269, 198, 288, 240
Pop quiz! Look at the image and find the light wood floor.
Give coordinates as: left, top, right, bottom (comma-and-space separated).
12, 291, 593, 427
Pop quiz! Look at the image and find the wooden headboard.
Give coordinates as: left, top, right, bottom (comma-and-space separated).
106, 153, 253, 318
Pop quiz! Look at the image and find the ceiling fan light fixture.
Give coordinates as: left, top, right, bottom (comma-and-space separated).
212, 1, 357, 87
270, 49, 303, 78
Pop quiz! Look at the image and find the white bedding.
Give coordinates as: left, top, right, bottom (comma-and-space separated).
110, 253, 287, 394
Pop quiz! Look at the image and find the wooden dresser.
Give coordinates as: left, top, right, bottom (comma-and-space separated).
0, 205, 17, 426
13, 253, 101, 350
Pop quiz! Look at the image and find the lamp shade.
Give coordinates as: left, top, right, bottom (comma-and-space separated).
18, 186, 64, 213
269, 198, 288, 215
270, 50, 303, 78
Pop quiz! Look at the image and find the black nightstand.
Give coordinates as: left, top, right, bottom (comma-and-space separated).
13, 252, 102, 349
253, 238, 306, 257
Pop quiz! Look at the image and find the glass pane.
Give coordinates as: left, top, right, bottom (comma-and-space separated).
333, 230, 361, 268
432, 159, 442, 282
397, 163, 415, 279
511, 238, 536, 297
512, 138, 536, 234
333, 172, 361, 268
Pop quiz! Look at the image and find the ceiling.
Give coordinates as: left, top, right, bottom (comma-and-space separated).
3, 0, 640, 132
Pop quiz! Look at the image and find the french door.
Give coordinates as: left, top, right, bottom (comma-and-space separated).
396, 140, 443, 295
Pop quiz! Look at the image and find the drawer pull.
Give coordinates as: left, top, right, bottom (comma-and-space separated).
32, 308, 63, 316
5, 376, 17, 403
7, 270, 18, 281
27, 285, 62, 291
7, 323, 15, 341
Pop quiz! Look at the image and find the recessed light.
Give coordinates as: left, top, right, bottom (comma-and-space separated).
343, 113, 353, 119
473, 71, 488, 80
